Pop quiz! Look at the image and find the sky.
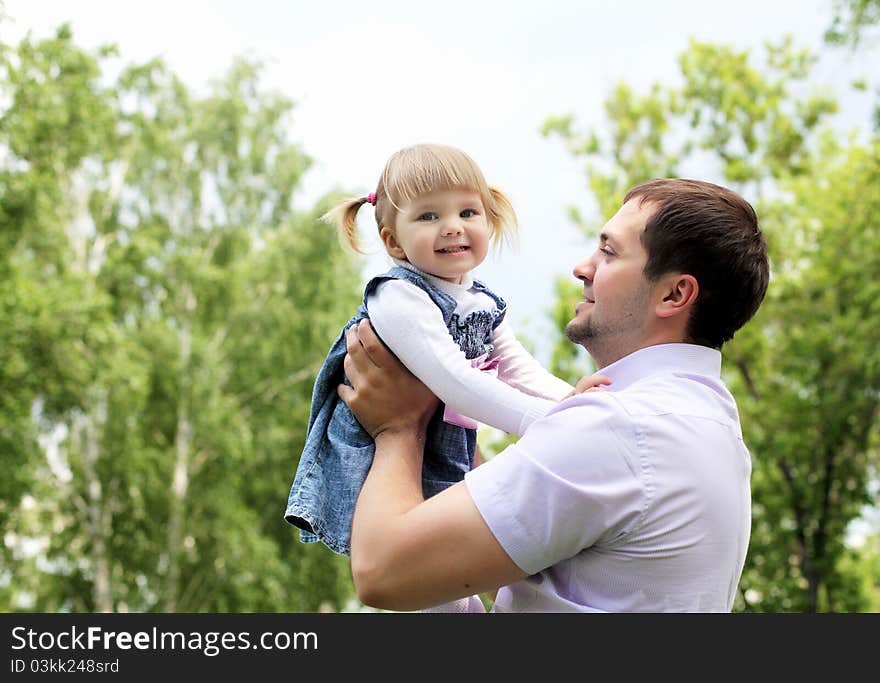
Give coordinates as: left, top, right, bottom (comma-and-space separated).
3, 0, 876, 363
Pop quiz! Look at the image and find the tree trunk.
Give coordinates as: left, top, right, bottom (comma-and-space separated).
75, 402, 113, 613
164, 287, 195, 612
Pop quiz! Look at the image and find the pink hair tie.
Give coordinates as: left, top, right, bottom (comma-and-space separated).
366, 192, 377, 206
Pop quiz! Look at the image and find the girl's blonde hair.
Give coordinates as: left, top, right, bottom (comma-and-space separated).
322, 144, 518, 254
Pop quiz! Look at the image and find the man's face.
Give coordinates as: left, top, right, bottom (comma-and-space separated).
565, 199, 657, 366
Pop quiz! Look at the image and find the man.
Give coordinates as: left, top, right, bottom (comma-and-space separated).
339, 179, 769, 612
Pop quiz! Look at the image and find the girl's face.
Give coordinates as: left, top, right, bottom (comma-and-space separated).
380, 189, 490, 284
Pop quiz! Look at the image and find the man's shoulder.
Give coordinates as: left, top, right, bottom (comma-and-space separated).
615, 371, 740, 426
540, 390, 635, 439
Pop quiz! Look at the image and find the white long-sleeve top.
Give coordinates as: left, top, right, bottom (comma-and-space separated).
367, 261, 574, 436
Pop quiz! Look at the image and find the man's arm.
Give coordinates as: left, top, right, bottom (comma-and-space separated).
339, 320, 527, 611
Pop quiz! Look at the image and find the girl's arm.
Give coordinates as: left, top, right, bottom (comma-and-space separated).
367, 280, 553, 436
488, 319, 574, 401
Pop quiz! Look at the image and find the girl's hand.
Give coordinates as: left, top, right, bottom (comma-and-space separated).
564, 373, 612, 399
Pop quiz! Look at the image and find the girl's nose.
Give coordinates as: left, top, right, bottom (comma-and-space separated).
441, 220, 464, 236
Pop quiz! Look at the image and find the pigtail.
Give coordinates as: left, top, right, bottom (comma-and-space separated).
487, 185, 519, 251
320, 196, 371, 254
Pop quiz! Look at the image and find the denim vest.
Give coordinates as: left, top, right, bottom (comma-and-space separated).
284, 266, 507, 556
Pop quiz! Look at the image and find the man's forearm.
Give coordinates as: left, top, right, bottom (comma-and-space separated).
359, 428, 426, 514
349, 425, 527, 610
349, 427, 426, 598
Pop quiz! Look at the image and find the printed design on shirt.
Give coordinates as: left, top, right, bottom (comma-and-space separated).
448, 309, 498, 359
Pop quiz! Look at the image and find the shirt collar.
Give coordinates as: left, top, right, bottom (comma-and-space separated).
391, 257, 474, 291
598, 343, 722, 391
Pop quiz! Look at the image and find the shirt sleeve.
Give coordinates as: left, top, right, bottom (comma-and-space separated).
490, 319, 574, 401
464, 394, 645, 575
367, 279, 555, 436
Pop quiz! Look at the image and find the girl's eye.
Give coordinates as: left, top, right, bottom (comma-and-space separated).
418, 212, 438, 221
600, 246, 614, 256
461, 208, 477, 218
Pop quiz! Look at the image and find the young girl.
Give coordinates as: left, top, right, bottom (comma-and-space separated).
285, 144, 596, 556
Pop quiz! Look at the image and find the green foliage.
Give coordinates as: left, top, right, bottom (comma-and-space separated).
546, 83, 680, 229
679, 39, 837, 183
544, 38, 879, 611
837, 525, 880, 611
825, 0, 880, 47
825, 0, 880, 134
1, 25, 359, 611
733, 138, 880, 611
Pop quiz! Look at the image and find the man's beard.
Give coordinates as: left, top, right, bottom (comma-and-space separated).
565, 283, 651, 364
565, 316, 599, 345
565, 311, 628, 365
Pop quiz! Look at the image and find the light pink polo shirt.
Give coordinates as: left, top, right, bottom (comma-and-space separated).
464, 343, 752, 612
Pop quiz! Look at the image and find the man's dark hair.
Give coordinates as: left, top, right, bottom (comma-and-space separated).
624, 179, 769, 349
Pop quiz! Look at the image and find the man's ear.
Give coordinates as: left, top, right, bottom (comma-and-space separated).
379, 227, 406, 259
656, 273, 698, 320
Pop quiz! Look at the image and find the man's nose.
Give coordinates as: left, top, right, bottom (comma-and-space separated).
572, 255, 596, 282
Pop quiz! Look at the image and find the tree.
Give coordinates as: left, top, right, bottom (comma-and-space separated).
1, 24, 360, 612
543, 38, 879, 611
0, 23, 121, 609
733, 136, 880, 611
825, 0, 880, 47
825, 0, 880, 132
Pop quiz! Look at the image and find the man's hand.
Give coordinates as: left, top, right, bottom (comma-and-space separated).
564, 373, 612, 399
337, 319, 440, 439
